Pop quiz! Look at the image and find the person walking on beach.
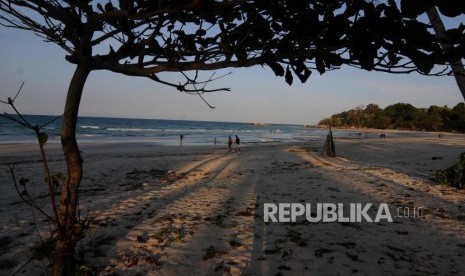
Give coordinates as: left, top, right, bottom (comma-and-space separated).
228, 136, 233, 152
180, 134, 184, 146
235, 135, 241, 151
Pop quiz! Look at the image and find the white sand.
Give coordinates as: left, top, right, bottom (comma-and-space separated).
1, 133, 465, 275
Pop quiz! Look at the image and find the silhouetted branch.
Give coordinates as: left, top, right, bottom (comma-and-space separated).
7, 163, 55, 222
1, 82, 62, 227
147, 71, 232, 108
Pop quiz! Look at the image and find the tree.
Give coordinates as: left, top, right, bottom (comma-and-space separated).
363, 104, 382, 128
1, 0, 464, 275
425, 105, 445, 130
426, 7, 465, 100
385, 103, 417, 129
318, 102, 465, 131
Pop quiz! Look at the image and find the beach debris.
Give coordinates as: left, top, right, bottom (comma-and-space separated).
214, 261, 225, 272
345, 252, 359, 262
336, 241, 356, 249
278, 265, 291, 270
282, 249, 294, 261
431, 156, 443, 160
205, 214, 237, 229
121, 253, 139, 268
298, 241, 308, 247
152, 225, 187, 249
387, 245, 405, 252
228, 240, 243, 248
137, 234, 149, 243
286, 229, 302, 244
264, 248, 280, 255
315, 248, 333, 257
202, 245, 227, 261
323, 128, 336, 157
235, 208, 254, 217
98, 220, 108, 227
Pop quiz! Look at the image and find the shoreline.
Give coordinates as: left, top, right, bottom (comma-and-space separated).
1, 127, 464, 146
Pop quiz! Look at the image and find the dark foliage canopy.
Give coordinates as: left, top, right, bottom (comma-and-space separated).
1, 0, 464, 89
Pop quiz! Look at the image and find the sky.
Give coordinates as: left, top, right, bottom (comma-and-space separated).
0, 14, 464, 125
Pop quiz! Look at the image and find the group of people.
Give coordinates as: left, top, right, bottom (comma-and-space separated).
179, 134, 240, 151
228, 135, 240, 152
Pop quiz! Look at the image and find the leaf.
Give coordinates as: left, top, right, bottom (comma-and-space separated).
38, 132, 48, 146
172, 30, 185, 37
327, 53, 343, 67
285, 66, 293, 85
408, 49, 434, 74
267, 62, 284, 77
400, 0, 434, 18
96, 3, 105, 13
297, 68, 311, 83
445, 28, 463, 42
104, 2, 115, 12
437, 1, 465, 18
358, 51, 375, 71
315, 57, 326, 74
196, 29, 207, 36
388, 52, 402, 65
234, 49, 247, 63
383, 1, 401, 18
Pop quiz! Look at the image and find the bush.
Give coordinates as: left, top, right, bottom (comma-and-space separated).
434, 152, 465, 188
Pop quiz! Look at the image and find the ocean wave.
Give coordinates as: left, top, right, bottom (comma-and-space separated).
164, 128, 208, 133
80, 125, 101, 129
164, 129, 186, 132
107, 127, 162, 132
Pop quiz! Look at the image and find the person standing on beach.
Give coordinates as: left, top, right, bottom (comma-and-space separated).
228, 136, 233, 152
235, 135, 241, 151
180, 134, 184, 146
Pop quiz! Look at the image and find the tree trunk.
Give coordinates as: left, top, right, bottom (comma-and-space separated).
427, 7, 465, 100
53, 62, 90, 276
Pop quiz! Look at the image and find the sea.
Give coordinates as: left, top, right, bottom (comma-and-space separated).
0, 115, 330, 146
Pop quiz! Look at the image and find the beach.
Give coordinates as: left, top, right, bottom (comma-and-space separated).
1, 133, 465, 275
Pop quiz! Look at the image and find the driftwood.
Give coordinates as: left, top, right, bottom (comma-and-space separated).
323, 128, 336, 157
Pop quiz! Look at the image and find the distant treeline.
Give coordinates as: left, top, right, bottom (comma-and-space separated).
319, 103, 465, 132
